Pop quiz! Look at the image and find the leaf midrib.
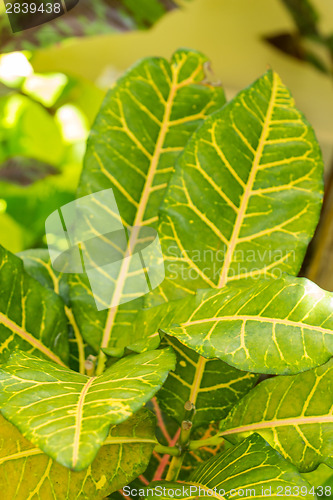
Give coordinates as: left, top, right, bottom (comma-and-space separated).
179, 315, 333, 335
0, 436, 157, 465
221, 415, 333, 437
218, 73, 278, 287
72, 376, 96, 468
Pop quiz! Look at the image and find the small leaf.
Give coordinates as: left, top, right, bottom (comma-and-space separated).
220, 358, 333, 472
160, 275, 333, 374
0, 348, 175, 471
0, 409, 155, 499
144, 434, 314, 500
154, 70, 323, 304
0, 245, 69, 366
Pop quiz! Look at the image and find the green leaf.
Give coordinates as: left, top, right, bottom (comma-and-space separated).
19, 249, 87, 374
0, 409, 156, 499
160, 275, 333, 374
0, 245, 69, 366
302, 464, 333, 490
0, 0, 190, 52
220, 358, 333, 472
18, 249, 69, 304
0, 94, 64, 166
154, 70, 323, 304
144, 434, 314, 500
156, 337, 259, 429
69, 49, 225, 366
0, 348, 175, 471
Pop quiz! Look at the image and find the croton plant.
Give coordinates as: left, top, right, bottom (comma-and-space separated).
0, 49, 332, 500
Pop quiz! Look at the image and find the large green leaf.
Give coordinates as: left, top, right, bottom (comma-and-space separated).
69, 49, 225, 369
143, 434, 314, 500
0, 348, 175, 471
0, 245, 69, 366
153, 70, 323, 304
0, 409, 156, 500
160, 275, 333, 374
220, 358, 333, 472
0, 0, 191, 52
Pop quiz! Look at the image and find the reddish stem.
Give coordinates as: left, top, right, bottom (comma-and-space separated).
151, 397, 172, 444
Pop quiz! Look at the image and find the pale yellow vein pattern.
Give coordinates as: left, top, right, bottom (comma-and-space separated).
146, 434, 314, 500
0, 349, 175, 471
157, 70, 323, 302
0, 247, 69, 366
158, 337, 258, 428
92, 51, 222, 372
162, 275, 333, 374
220, 358, 333, 472
0, 410, 155, 500
18, 250, 86, 374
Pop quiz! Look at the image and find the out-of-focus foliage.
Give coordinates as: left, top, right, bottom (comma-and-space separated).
0, 0, 190, 52
0, 52, 104, 252
265, 0, 333, 75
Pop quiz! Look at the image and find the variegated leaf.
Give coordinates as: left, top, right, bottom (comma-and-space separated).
220, 358, 333, 472
69, 49, 225, 373
0, 348, 175, 471
0, 409, 155, 499
160, 275, 333, 374
18, 249, 69, 304
0, 245, 69, 366
158, 337, 258, 429
19, 249, 87, 374
144, 434, 314, 500
153, 70, 323, 303
157, 337, 258, 429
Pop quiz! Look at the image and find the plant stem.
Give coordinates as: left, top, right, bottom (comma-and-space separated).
165, 401, 196, 481
166, 454, 185, 481
154, 444, 181, 457
95, 351, 107, 376
189, 434, 224, 451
